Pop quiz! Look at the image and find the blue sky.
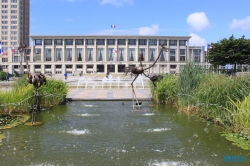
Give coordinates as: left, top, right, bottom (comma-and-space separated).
30, 0, 250, 46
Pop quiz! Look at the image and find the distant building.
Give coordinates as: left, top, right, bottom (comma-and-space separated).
0, 0, 30, 71
2, 35, 207, 74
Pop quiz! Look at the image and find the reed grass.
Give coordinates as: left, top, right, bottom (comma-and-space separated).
0, 76, 68, 114
151, 74, 177, 104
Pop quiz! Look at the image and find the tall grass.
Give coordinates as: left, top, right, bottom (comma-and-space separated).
151, 74, 177, 104
0, 76, 68, 114
151, 62, 250, 134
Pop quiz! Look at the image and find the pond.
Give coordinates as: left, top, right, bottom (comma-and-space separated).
0, 101, 248, 165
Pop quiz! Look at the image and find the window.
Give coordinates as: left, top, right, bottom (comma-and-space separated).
66, 48, 72, 61
149, 48, 156, 61
96, 39, 105, 45
2, 36, 7, 40
170, 65, 176, 69
11, 31, 17, 34
11, 10, 17, 13
2, 26, 8, 29
11, 26, 17, 29
45, 65, 51, 69
159, 50, 167, 61
54, 39, 62, 45
2, 21, 8, 24
149, 39, 157, 45
180, 49, 185, 55
45, 49, 51, 61
2, 5, 8, 8
65, 39, 73, 45
108, 48, 113, 61
86, 39, 94, 45
2, 15, 8, 19
128, 48, 135, 61
11, 15, 17, 19
118, 39, 126, 45
2, 31, 8, 35
11, 0, 17, 2
107, 39, 115, 45
56, 48, 62, 61
97, 48, 103, 61
179, 40, 186, 46
35, 39, 42, 45
2, 10, 8, 14
169, 40, 177, 46
170, 49, 175, 62
75, 39, 83, 45
193, 49, 200, 55
86, 48, 93, 61
118, 48, 124, 61
76, 48, 83, 61
2, 0, 8, 3
139, 48, 145, 61
11, 21, 17, 24
44, 39, 52, 45
128, 39, 136, 45
11, 5, 17, 8
139, 39, 146, 45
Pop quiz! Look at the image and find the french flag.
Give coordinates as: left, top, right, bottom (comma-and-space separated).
0, 41, 2, 55
12, 45, 15, 53
111, 24, 116, 28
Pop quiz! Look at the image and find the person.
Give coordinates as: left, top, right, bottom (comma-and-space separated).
6, 72, 10, 82
106, 70, 110, 79
64, 71, 68, 80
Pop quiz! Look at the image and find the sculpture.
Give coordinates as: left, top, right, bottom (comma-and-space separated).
123, 45, 169, 107
18, 44, 47, 124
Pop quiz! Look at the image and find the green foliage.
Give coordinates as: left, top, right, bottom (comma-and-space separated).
207, 35, 250, 67
151, 74, 177, 104
221, 132, 250, 150
0, 77, 68, 114
0, 71, 6, 81
176, 61, 205, 107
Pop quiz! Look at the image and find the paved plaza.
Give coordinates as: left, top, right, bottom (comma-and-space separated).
62, 74, 152, 101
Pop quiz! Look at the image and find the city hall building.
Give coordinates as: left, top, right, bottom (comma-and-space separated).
2, 35, 205, 75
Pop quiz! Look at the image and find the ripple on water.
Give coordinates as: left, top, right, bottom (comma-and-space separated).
143, 113, 155, 116
144, 128, 171, 132
64, 129, 90, 135
77, 113, 100, 117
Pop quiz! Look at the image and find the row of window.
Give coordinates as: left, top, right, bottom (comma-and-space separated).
2, 0, 17, 3
1, 36, 17, 40
1, 25, 17, 29
2, 15, 17, 19
2, 5, 17, 8
2, 20, 17, 24
1, 30, 17, 34
35, 39, 187, 46
2, 10, 17, 13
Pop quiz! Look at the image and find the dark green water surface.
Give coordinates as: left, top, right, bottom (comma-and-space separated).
0, 101, 249, 165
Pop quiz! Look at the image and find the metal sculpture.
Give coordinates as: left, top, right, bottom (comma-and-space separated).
18, 44, 47, 124
123, 45, 169, 108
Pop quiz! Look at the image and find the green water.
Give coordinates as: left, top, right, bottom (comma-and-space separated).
0, 101, 249, 165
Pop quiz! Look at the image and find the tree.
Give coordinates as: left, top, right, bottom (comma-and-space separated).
206, 35, 250, 71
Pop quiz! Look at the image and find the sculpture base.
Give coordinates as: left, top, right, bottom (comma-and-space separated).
24, 122, 42, 126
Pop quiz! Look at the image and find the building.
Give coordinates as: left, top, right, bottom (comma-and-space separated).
2, 35, 206, 74
0, 0, 30, 71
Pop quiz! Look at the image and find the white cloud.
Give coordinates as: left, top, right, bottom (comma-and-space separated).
139, 24, 159, 35
189, 33, 207, 46
230, 16, 250, 30
187, 12, 210, 31
101, 0, 133, 6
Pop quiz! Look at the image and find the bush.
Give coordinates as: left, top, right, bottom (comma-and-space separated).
0, 71, 6, 81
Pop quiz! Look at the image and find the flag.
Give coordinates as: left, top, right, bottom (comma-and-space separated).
3, 49, 6, 55
110, 48, 117, 53
11, 45, 15, 53
0, 41, 2, 55
113, 48, 117, 53
202, 46, 207, 52
111, 24, 116, 28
